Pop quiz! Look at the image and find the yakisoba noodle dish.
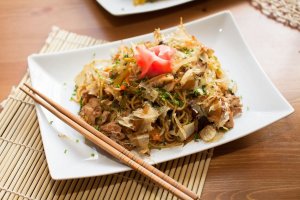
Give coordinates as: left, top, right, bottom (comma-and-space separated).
74, 23, 242, 154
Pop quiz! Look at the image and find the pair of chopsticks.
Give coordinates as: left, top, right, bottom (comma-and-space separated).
20, 83, 199, 200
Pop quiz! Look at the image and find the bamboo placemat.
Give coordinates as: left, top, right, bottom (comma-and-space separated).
0, 27, 213, 200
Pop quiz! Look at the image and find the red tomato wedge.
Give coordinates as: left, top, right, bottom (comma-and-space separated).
135, 45, 175, 78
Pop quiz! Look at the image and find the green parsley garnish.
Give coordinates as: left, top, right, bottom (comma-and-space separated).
94, 125, 99, 131
193, 88, 201, 96
115, 59, 120, 65
158, 89, 183, 107
180, 47, 193, 55
194, 133, 199, 141
193, 85, 207, 96
202, 85, 207, 94
135, 87, 145, 95
173, 99, 180, 106
79, 97, 83, 109
64, 149, 68, 154
159, 90, 170, 101
69, 86, 78, 100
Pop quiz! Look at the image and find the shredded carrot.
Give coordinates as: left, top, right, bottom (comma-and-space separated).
120, 85, 126, 90
104, 67, 111, 72
150, 131, 162, 142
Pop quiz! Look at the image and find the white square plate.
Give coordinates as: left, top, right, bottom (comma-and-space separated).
96, 0, 194, 16
28, 11, 294, 179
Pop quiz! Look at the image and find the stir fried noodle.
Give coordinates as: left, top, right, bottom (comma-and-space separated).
74, 23, 242, 154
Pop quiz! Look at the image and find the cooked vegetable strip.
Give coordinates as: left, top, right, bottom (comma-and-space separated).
74, 22, 242, 154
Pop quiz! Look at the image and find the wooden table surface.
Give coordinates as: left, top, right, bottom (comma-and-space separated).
1, 0, 299, 199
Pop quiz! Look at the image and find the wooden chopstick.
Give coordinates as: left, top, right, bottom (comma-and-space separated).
21, 84, 199, 200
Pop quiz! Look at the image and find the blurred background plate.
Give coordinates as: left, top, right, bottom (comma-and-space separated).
96, 0, 195, 16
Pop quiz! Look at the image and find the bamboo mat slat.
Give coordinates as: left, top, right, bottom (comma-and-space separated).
0, 26, 213, 200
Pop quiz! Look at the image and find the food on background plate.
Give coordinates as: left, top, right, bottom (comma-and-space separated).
74, 22, 242, 154
133, 0, 155, 6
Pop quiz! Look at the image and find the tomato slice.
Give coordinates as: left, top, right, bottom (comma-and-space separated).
135, 45, 175, 78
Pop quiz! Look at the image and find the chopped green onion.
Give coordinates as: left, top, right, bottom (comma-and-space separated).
94, 125, 99, 131
194, 133, 199, 141
79, 97, 83, 109
115, 59, 120, 65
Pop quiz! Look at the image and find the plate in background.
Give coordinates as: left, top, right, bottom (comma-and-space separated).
96, 0, 195, 16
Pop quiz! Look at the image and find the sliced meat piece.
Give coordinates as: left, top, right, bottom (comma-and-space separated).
88, 97, 100, 108
98, 111, 110, 125
224, 112, 234, 129
232, 107, 242, 116
81, 93, 95, 105
80, 104, 95, 125
101, 122, 125, 140
228, 95, 242, 116
80, 97, 102, 125
80, 106, 101, 125
101, 122, 135, 151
